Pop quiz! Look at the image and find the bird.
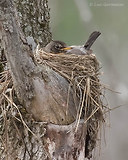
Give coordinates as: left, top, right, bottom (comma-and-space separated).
43, 31, 101, 55
43, 40, 69, 54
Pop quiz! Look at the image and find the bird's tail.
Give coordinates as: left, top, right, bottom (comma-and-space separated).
84, 31, 101, 50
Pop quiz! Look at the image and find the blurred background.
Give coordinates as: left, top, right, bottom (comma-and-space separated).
49, 0, 128, 160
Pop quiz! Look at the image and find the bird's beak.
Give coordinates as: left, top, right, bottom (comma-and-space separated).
61, 47, 72, 51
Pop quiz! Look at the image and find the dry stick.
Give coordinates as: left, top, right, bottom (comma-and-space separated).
103, 85, 121, 94
82, 77, 91, 138
9, 87, 13, 115
74, 78, 83, 116
85, 77, 90, 114
2, 93, 38, 139
84, 106, 101, 124
91, 79, 121, 94
75, 77, 91, 132
84, 95, 104, 125
9, 88, 24, 122
75, 83, 86, 132
0, 70, 9, 75
9, 88, 22, 122
104, 104, 127, 114
77, 76, 87, 86
90, 96, 104, 114
12, 119, 31, 158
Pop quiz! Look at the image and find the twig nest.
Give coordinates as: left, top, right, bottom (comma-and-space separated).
35, 49, 104, 158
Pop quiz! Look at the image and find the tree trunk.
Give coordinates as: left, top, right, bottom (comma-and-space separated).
0, 0, 87, 159
14, 0, 52, 48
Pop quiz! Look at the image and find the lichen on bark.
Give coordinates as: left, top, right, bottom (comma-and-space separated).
14, 0, 52, 48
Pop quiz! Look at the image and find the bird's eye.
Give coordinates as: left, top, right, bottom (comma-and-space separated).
55, 44, 62, 49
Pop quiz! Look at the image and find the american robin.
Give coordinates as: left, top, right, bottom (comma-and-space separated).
44, 40, 71, 54
44, 31, 101, 55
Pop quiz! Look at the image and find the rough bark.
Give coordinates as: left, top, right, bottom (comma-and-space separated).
44, 121, 86, 160
0, 0, 86, 160
14, 0, 52, 48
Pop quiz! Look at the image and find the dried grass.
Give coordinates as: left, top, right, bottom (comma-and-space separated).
0, 69, 48, 159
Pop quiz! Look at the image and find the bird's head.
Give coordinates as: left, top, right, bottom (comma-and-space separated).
44, 40, 72, 54
44, 41, 69, 54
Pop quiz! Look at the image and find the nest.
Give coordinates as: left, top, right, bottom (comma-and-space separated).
35, 49, 105, 158
0, 49, 106, 159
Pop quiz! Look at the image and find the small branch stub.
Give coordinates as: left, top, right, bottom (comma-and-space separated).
44, 121, 86, 160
